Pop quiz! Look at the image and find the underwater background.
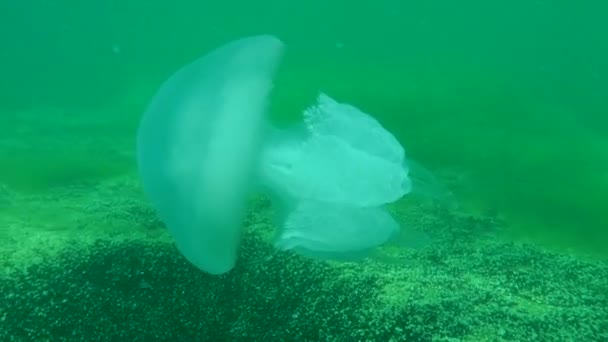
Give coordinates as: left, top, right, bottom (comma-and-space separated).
1, 0, 607, 341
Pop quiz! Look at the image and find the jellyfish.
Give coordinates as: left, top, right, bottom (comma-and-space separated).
137, 35, 440, 273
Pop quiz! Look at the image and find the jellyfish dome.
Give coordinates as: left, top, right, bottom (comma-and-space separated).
136, 35, 285, 274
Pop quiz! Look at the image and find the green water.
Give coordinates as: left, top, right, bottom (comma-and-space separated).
1, 0, 607, 257
1, 2, 608, 341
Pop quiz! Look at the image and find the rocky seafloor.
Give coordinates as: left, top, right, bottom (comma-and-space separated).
1, 175, 607, 342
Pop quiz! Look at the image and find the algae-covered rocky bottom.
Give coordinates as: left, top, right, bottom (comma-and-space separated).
0, 177, 607, 341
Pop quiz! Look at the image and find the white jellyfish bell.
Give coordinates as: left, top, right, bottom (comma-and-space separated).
136, 35, 285, 275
